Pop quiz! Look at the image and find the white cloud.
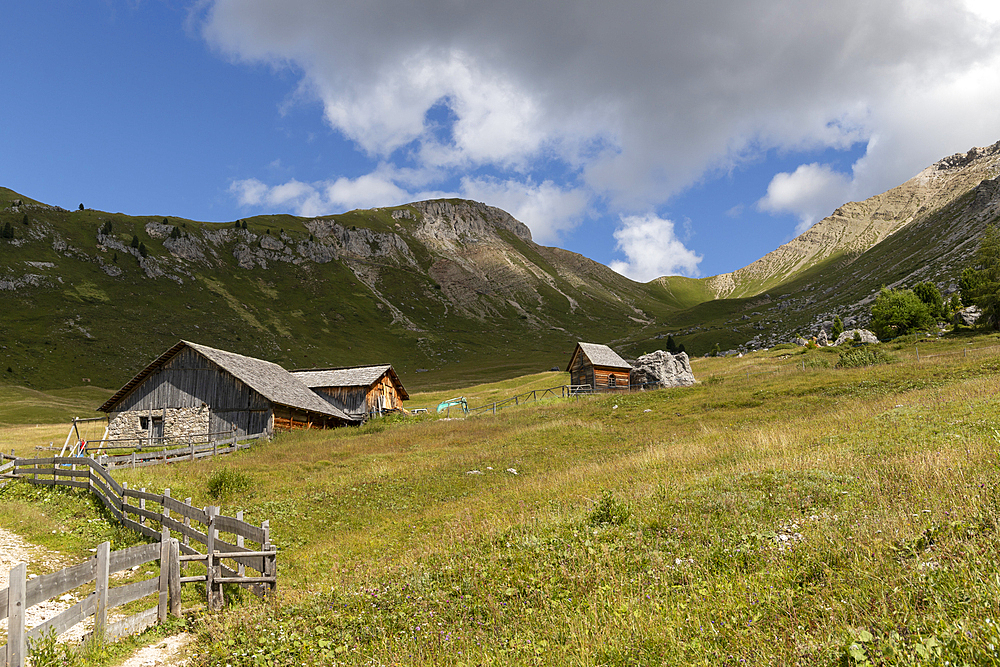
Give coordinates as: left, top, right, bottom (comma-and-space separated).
609, 214, 703, 282
757, 163, 854, 234
459, 177, 589, 244
203, 0, 1000, 243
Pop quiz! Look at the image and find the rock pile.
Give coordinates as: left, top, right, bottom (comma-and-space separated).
630, 350, 696, 388
954, 305, 981, 327
833, 329, 879, 346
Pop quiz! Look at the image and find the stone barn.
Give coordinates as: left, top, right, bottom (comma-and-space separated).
291, 365, 409, 418
98, 341, 358, 442
566, 342, 633, 391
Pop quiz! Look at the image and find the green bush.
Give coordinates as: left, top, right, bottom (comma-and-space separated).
870, 287, 935, 339
208, 466, 253, 500
836, 346, 897, 368
588, 490, 630, 526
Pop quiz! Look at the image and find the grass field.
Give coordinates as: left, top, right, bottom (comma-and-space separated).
3, 334, 1000, 665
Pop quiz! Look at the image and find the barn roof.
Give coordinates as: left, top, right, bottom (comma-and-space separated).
291, 364, 409, 400
98, 341, 358, 421
566, 342, 632, 371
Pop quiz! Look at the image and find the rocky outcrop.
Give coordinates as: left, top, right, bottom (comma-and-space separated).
833, 329, 879, 346
629, 350, 695, 388
954, 305, 982, 327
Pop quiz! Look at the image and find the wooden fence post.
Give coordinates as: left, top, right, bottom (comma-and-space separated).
8, 561, 27, 667
139, 488, 146, 527
95, 541, 110, 637
122, 481, 129, 520
236, 510, 245, 579
183, 498, 191, 547
168, 538, 181, 617
163, 488, 171, 520
261, 519, 275, 594
206, 506, 223, 610
158, 528, 170, 622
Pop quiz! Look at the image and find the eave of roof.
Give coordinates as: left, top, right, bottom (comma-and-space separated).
565, 342, 632, 372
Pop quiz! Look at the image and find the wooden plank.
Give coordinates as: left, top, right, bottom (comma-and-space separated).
95, 542, 109, 635
161, 515, 208, 545
53, 479, 89, 490
109, 542, 160, 574
12, 457, 57, 466
26, 593, 97, 643
104, 606, 158, 642
90, 476, 123, 511
107, 578, 158, 609
213, 539, 265, 573
26, 559, 97, 607
0, 585, 6, 622
49, 468, 91, 478
121, 516, 161, 540
86, 461, 123, 496
168, 539, 181, 618
8, 562, 26, 666
158, 532, 169, 621
213, 515, 266, 543
125, 505, 162, 524
162, 496, 209, 523
123, 488, 163, 503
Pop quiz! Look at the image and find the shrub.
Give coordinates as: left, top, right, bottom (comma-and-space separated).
138, 242, 148, 258
208, 466, 253, 500
870, 287, 935, 339
130, 234, 139, 249
836, 346, 897, 368
831, 315, 844, 341
588, 490, 630, 526
913, 281, 945, 319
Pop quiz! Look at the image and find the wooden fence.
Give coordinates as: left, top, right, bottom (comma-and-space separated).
0, 538, 181, 667
0, 456, 276, 612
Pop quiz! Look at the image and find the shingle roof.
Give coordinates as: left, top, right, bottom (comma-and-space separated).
291, 365, 409, 400
98, 341, 358, 421
567, 342, 632, 371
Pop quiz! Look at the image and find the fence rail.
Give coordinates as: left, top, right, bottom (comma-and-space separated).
3, 455, 276, 611
1, 538, 181, 667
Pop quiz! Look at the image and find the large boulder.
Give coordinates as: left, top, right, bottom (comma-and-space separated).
833, 329, 879, 346
630, 350, 696, 388
816, 330, 829, 346
954, 305, 982, 327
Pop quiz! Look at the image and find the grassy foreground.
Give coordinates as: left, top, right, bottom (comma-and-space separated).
3, 335, 1000, 664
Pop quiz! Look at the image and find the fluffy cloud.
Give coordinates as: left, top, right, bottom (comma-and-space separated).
203, 0, 1000, 258
459, 178, 589, 244
609, 215, 703, 282
757, 163, 854, 234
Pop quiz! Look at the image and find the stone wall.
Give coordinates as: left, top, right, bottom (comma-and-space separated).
107, 406, 211, 444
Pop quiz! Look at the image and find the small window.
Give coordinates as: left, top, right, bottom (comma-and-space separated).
609, 374, 617, 387
139, 416, 149, 429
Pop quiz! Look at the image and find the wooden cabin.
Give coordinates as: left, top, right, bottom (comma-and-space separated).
98, 341, 358, 441
291, 365, 409, 418
566, 342, 633, 392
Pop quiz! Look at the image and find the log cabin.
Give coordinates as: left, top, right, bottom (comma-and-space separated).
291, 365, 409, 418
98, 341, 358, 441
566, 342, 633, 392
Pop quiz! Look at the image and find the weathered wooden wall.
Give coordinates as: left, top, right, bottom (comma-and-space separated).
569, 354, 596, 388
315, 386, 368, 416
110, 348, 272, 437
366, 374, 404, 412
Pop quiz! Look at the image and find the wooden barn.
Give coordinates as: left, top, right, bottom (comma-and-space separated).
98, 341, 358, 441
566, 342, 633, 391
291, 365, 409, 418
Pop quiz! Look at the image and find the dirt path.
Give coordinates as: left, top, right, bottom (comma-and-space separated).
0, 527, 193, 665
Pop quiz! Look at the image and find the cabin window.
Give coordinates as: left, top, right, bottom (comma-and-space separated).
609, 374, 617, 387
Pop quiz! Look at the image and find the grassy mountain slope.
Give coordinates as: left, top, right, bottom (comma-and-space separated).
0, 195, 679, 392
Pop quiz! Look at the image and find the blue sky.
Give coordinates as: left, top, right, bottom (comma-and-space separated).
3, 1, 1000, 280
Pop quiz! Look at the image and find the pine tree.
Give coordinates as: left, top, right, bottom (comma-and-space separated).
138, 242, 148, 258
131, 234, 139, 249
1, 222, 12, 238
665, 335, 678, 354
22, 213, 28, 226
831, 315, 844, 341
